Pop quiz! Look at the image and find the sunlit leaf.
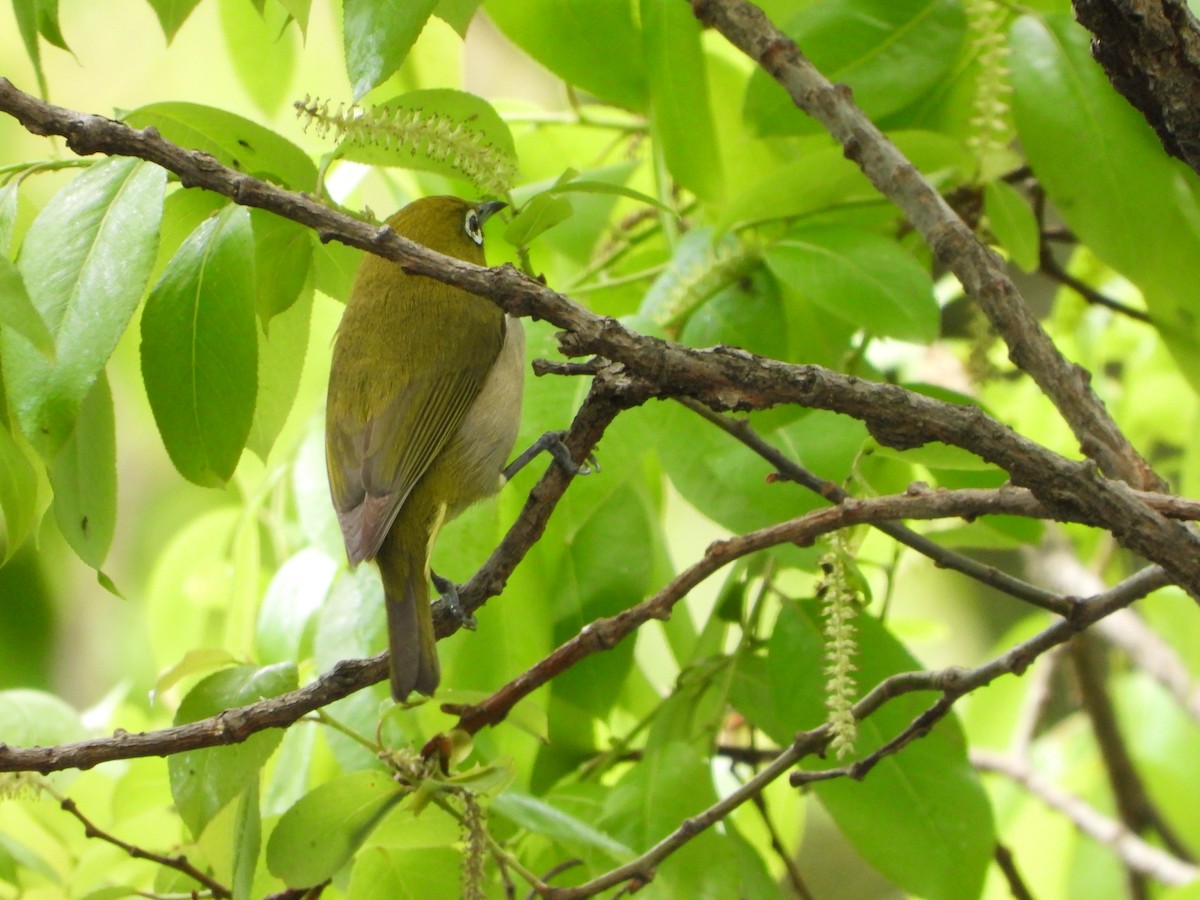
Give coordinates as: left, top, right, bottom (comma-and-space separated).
0, 421, 38, 565
504, 193, 573, 247
169, 663, 298, 837
124, 102, 317, 190
141, 204, 258, 487
4, 158, 165, 458
343, 0, 440, 100
146, 0, 204, 41
985, 180, 1039, 272
0, 256, 54, 356
764, 227, 939, 344
487, 0, 646, 110
641, 0, 722, 202
219, 0, 296, 116
744, 0, 966, 136
267, 769, 405, 887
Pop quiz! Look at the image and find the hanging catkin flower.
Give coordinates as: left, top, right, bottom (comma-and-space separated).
965, 0, 1015, 181
296, 90, 519, 196
818, 531, 860, 759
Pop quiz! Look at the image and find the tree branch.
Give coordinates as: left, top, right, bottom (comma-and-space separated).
450, 488, 1187, 735
1073, 0, 1200, 177
0, 368, 630, 775
973, 749, 1200, 886
679, 398, 1070, 613
3, 78, 1200, 603
688, 0, 1162, 492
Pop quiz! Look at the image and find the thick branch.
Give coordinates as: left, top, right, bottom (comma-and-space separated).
2, 78, 1199, 601
689, 0, 1161, 492
1073, 0, 1200, 176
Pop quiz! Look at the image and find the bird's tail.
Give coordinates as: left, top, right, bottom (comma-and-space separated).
377, 537, 440, 701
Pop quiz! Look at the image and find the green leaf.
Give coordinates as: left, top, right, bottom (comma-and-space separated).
601, 741, 761, 896
267, 769, 406, 887
11, 0, 69, 95
124, 103, 317, 190
250, 210, 311, 329
169, 662, 299, 837
141, 204, 258, 487
718, 131, 972, 232
678, 266, 789, 361
764, 227, 939, 344
152, 647, 240, 700
0, 688, 85, 747
551, 483, 655, 715
293, 421, 346, 560
333, 89, 518, 196
547, 177, 669, 211
312, 239, 361, 302
49, 373, 115, 569
491, 791, 633, 863
4, 157, 165, 459
985, 180, 1039, 272
146, 0, 204, 41
346, 847, 462, 899
246, 281, 312, 461
343, 0, 441, 100
733, 603, 994, 900
0, 256, 54, 356
504, 193, 573, 247
640, 227, 759, 331
1010, 14, 1200, 392
641, 0, 722, 202
433, 0, 481, 36
744, 0, 967, 137
219, 0, 297, 116
0, 420, 38, 565
487, 0, 646, 110
232, 780, 261, 900
0, 182, 19, 255
255, 547, 338, 664
277, 0, 310, 33
655, 401, 865, 551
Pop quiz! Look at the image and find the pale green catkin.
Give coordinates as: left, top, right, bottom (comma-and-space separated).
965, 0, 1015, 181
296, 95, 516, 196
819, 533, 860, 759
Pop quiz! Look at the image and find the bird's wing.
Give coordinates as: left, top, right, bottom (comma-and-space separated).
327, 317, 504, 565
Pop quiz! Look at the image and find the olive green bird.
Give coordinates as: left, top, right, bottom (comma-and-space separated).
325, 196, 523, 701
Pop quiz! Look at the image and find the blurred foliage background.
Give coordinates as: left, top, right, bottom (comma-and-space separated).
1, 0, 1199, 897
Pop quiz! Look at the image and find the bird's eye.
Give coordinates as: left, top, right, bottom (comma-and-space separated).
464, 210, 483, 246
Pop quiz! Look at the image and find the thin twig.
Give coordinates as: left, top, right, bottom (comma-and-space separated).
528, 566, 1167, 898
1069, 635, 1195, 863
748, 790, 815, 899
38, 778, 231, 898
1095, 609, 1200, 725
973, 749, 1199, 886
679, 397, 1069, 613
994, 843, 1037, 900
1039, 244, 1151, 322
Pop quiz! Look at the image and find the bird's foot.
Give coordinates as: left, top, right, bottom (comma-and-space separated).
432, 570, 477, 631
503, 430, 599, 481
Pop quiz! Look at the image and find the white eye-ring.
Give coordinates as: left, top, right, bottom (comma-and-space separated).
464, 210, 483, 245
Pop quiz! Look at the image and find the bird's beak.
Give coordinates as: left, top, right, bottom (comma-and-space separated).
476, 200, 507, 224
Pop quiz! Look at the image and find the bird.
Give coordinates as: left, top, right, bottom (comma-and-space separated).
325, 196, 523, 701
